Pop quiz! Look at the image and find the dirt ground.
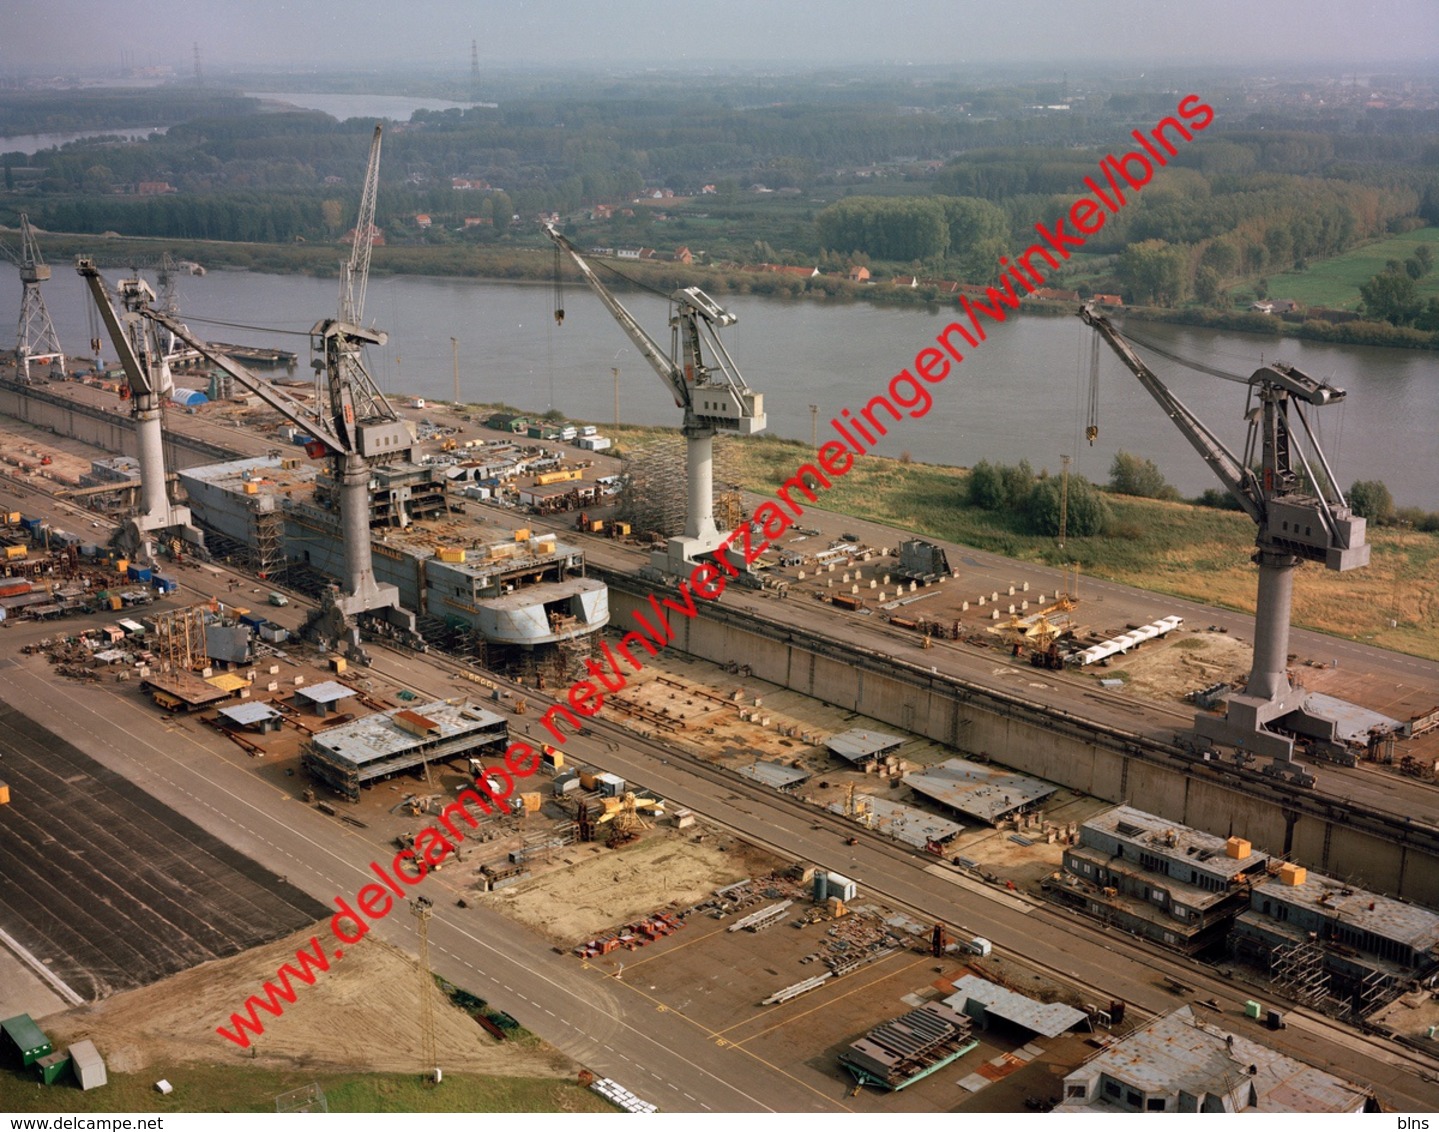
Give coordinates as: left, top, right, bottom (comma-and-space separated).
37, 928, 572, 1079
1094, 631, 1252, 703
487, 832, 756, 944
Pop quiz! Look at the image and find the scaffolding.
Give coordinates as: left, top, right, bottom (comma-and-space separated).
149, 605, 210, 671
616, 436, 744, 538
1355, 967, 1400, 1019
1269, 937, 1332, 1008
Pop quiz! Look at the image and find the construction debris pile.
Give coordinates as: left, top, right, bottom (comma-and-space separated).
572, 912, 685, 958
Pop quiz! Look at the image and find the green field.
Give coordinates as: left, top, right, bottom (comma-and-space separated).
0, 1064, 609, 1114
583, 422, 1439, 662
1269, 227, 1439, 311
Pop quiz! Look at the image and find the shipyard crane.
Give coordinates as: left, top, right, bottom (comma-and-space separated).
5, 215, 66, 382
134, 302, 419, 660
1079, 304, 1369, 784
543, 224, 766, 573
331, 124, 387, 408
75, 260, 200, 558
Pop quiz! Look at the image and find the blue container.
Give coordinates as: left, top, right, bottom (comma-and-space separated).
21, 518, 42, 533
152, 575, 178, 594
291, 433, 314, 447
239, 612, 267, 630
126, 565, 153, 583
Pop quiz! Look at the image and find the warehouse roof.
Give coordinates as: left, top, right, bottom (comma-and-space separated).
1058, 1006, 1371, 1113
826, 728, 904, 764
903, 757, 1056, 823
945, 974, 1088, 1038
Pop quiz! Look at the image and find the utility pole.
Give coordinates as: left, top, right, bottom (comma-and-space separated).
809, 404, 818, 450
450, 337, 459, 405
411, 896, 440, 1084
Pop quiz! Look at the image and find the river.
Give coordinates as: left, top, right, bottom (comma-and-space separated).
1, 263, 1434, 508
0, 127, 169, 157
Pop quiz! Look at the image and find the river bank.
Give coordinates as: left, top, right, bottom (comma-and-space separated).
22, 231, 1439, 353
557, 419, 1439, 664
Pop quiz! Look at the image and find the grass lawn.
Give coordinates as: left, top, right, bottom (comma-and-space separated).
1269, 227, 1439, 311
0, 1063, 609, 1114
585, 422, 1439, 662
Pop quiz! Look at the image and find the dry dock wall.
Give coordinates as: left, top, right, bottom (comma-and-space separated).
601, 572, 1439, 908
0, 379, 238, 472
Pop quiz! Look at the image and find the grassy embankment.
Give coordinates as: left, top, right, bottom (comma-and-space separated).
1269, 227, 1439, 311
0, 1064, 608, 1114
582, 422, 1439, 663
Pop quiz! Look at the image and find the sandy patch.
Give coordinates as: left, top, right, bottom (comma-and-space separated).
37, 929, 570, 1077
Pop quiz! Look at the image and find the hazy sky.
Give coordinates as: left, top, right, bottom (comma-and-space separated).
3, 0, 1436, 72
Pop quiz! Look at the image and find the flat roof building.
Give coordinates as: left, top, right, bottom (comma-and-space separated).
1050, 805, 1265, 953
302, 700, 508, 800
1057, 1006, 1374, 1113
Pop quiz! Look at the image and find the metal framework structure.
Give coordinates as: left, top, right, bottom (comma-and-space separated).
544, 224, 765, 572
10, 215, 65, 382
410, 895, 440, 1083
76, 260, 200, 558
1081, 305, 1369, 784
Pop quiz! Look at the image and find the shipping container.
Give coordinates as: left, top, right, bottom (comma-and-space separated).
126, 565, 153, 583
152, 575, 178, 594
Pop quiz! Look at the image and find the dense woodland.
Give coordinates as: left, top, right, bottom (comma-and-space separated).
5, 72, 1439, 343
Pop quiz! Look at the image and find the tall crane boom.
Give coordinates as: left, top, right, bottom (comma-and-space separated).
340, 124, 383, 327
543, 224, 763, 436
1080, 306, 1262, 525
543, 223, 764, 571
1078, 304, 1370, 782
75, 258, 196, 554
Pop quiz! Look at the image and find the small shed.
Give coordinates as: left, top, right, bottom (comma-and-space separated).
293, 680, 357, 717
69, 1040, 106, 1090
34, 1049, 71, 1085
1, 1014, 52, 1067
218, 702, 283, 734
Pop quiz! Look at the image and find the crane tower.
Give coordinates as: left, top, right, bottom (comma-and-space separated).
1080, 305, 1369, 785
76, 260, 201, 559
544, 224, 765, 575
14, 215, 65, 382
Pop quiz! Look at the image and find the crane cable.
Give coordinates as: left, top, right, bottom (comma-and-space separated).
176, 313, 311, 339
1085, 331, 1100, 444
552, 243, 565, 326
1121, 328, 1251, 384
